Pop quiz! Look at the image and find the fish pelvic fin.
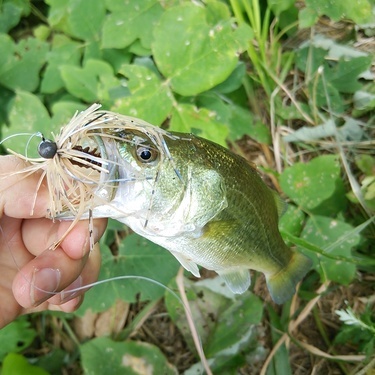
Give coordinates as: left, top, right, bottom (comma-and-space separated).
266, 251, 312, 304
171, 251, 200, 277
219, 269, 251, 294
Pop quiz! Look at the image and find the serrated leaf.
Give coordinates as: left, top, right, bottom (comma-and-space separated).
0, 35, 48, 92
0, 317, 37, 361
170, 103, 229, 147
280, 155, 343, 211
115, 64, 173, 125
80, 337, 177, 375
153, 3, 253, 96
40, 34, 82, 94
300, 216, 359, 284
75, 234, 179, 315
102, 0, 163, 49
2, 91, 51, 157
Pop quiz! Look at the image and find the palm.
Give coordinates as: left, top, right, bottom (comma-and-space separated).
0, 156, 107, 328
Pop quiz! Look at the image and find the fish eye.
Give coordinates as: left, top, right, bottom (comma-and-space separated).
38, 137, 58, 159
136, 146, 158, 163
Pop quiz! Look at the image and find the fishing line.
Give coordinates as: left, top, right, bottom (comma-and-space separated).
2, 219, 209, 371
0, 105, 211, 370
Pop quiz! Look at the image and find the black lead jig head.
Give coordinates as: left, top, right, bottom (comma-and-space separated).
38, 136, 58, 159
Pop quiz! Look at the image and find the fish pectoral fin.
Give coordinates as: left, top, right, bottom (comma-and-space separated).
171, 252, 200, 278
218, 269, 251, 294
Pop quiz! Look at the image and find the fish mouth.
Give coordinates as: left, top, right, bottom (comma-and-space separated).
72, 134, 119, 201
55, 133, 120, 219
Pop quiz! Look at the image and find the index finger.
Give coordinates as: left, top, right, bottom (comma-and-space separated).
0, 155, 49, 219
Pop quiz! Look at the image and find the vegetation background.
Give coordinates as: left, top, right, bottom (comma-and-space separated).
0, 0, 374, 374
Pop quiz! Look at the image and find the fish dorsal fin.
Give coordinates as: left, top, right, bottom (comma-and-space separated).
271, 190, 288, 218
170, 251, 200, 277
218, 269, 251, 294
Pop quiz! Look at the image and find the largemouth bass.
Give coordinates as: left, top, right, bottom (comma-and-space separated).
36, 105, 312, 304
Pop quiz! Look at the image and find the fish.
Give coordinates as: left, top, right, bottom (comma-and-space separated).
4, 104, 312, 304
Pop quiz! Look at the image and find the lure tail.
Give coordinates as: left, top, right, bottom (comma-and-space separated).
266, 251, 312, 304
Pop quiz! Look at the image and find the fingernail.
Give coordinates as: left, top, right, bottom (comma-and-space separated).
31, 268, 61, 305
60, 275, 83, 303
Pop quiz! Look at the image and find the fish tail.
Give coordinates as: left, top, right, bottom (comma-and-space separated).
266, 252, 312, 304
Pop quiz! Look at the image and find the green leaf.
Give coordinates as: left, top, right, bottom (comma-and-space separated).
353, 89, 375, 113
326, 56, 372, 94
298, 7, 318, 29
67, 0, 106, 41
356, 154, 375, 176
170, 103, 229, 147
304, 0, 373, 25
266, 306, 292, 375
165, 276, 263, 372
153, 3, 253, 96
279, 205, 306, 238
115, 64, 174, 125
0, 317, 37, 361
0, 35, 48, 92
80, 337, 177, 375
40, 34, 82, 94
103, 48, 133, 73
102, 0, 164, 49
312, 78, 344, 113
280, 155, 344, 212
205, 292, 263, 357
0, 86, 14, 127
75, 234, 180, 315
46, 0, 70, 32
2, 91, 51, 157
300, 216, 360, 284
0, 0, 30, 33
2, 353, 49, 375
60, 59, 121, 104
212, 62, 246, 94
295, 46, 326, 76
269, 0, 295, 16
50, 101, 88, 129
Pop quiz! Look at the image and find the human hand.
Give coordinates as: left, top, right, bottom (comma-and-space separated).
0, 155, 107, 328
